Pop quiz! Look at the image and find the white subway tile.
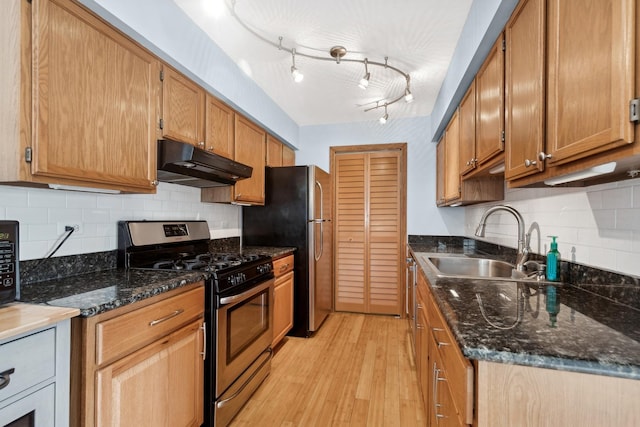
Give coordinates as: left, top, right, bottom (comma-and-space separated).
66, 192, 97, 209
601, 187, 632, 209
27, 224, 58, 241
27, 190, 67, 208
96, 194, 123, 209
7, 207, 48, 224
0, 186, 28, 207
616, 208, 640, 231
48, 208, 83, 224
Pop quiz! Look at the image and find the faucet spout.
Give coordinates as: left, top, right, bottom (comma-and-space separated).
475, 205, 530, 271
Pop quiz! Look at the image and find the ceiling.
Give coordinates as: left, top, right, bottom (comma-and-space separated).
173, 0, 473, 126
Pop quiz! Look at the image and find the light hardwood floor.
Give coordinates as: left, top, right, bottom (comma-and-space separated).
230, 312, 426, 426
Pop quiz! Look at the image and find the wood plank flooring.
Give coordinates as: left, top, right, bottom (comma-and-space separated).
230, 312, 426, 426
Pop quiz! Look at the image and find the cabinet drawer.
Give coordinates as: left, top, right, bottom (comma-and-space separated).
425, 287, 474, 425
273, 254, 294, 277
0, 328, 56, 402
95, 287, 204, 365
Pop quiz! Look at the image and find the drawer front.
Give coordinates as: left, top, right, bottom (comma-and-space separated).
425, 286, 474, 425
0, 328, 56, 402
96, 286, 204, 365
273, 254, 294, 277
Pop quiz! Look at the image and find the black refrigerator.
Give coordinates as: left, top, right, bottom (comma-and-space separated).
243, 165, 332, 337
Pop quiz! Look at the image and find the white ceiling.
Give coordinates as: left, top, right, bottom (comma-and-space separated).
173, 0, 473, 126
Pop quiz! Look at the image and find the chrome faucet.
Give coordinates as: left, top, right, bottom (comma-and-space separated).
475, 205, 530, 271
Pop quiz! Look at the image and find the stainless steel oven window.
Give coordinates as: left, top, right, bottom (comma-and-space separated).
227, 288, 270, 361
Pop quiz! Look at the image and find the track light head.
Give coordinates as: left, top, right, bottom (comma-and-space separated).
379, 105, 388, 124
359, 72, 370, 89
290, 48, 303, 82
404, 88, 414, 103
291, 66, 304, 82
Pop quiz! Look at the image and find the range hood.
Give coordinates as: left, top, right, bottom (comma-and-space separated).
157, 139, 252, 188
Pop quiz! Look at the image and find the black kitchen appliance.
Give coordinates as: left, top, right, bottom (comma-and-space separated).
0, 220, 19, 306
157, 139, 253, 188
243, 166, 332, 337
117, 220, 274, 427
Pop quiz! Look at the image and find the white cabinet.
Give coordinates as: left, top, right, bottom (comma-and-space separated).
0, 318, 73, 427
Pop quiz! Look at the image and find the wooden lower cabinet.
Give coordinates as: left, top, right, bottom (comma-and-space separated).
71, 283, 205, 427
272, 254, 294, 348
476, 361, 640, 426
95, 320, 203, 427
416, 269, 473, 426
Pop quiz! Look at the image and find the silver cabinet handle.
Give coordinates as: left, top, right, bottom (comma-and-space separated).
524, 159, 537, 167
0, 368, 15, 390
278, 263, 290, 273
149, 309, 184, 326
538, 151, 552, 162
200, 322, 207, 361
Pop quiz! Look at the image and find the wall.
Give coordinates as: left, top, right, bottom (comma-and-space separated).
298, 117, 464, 236
465, 181, 640, 277
2, 183, 239, 261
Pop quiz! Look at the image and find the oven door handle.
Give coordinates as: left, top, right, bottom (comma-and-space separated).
219, 279, 274, 306
217, 348, 273, 409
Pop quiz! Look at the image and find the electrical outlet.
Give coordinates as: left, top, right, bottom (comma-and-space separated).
58, 223, 82, 235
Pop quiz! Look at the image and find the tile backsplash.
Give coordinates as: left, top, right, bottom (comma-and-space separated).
465, 178, 640, 277
0, 183, 240, 260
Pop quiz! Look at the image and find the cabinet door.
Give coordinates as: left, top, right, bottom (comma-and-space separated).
266, 135, 284, 167
205, 94, 234, 159
272, 271, 294, 348
95, 320, 204, 427
31, 0, 159, 191
444, 110, 461, 202
234, 115, 266, 204
546, 0, 635, 165
459, 81, 476, 176
161, 67, 205, 146
282, 145, 295, 166
475, 33, 505, 169
436, 138, 446, 206
505, 0, 546, 181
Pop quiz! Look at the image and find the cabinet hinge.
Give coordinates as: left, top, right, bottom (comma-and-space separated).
502, 38, 506, 51
501, 130, 505, 143
25, 147, 32, 163
630, 98, 640, 122
159, 118, 164, 129
160, 70, 164, 81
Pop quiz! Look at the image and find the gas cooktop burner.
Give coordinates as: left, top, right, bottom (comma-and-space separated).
149, 252, 269, 273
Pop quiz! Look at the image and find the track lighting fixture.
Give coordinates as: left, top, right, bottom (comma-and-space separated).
227, 0, 414, 123
358, 58, 370, 90
290, 48, 304, 83
379, 105, 389, 124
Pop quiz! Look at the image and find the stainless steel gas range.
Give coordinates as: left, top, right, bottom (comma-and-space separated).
118, 220, 274, 427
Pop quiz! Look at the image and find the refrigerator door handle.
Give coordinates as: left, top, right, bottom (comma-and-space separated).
314, 180, 324, 261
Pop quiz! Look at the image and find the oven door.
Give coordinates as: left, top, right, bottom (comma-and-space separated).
216, 278, 274, 397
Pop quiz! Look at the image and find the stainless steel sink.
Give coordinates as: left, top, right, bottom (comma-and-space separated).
423, 255, 515, 280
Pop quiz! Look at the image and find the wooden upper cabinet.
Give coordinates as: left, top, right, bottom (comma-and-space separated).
205, 94, 234, 159
160, 66, 205, 147
459, 81, 477, 176
475, 32, 505, 171
444, 110, 461, 202
15, 0, 159, 192
505, 0, 546, 181
436, 137, 446, 206
546, 0, 635, 166
234, 115, 266, 204
266, 134, 284, 167
282, 145, 295, 166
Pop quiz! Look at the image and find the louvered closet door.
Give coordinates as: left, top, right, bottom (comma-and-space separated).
334, 154, 367, 312
334, 150, 403, 315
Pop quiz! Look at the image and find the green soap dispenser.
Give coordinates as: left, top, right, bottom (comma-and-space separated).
546, 236, 560, 281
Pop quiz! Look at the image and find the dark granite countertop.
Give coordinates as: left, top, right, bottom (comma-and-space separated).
409, 237, 640, 380
19, 269, 207, 317
243, 246, 297, 259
